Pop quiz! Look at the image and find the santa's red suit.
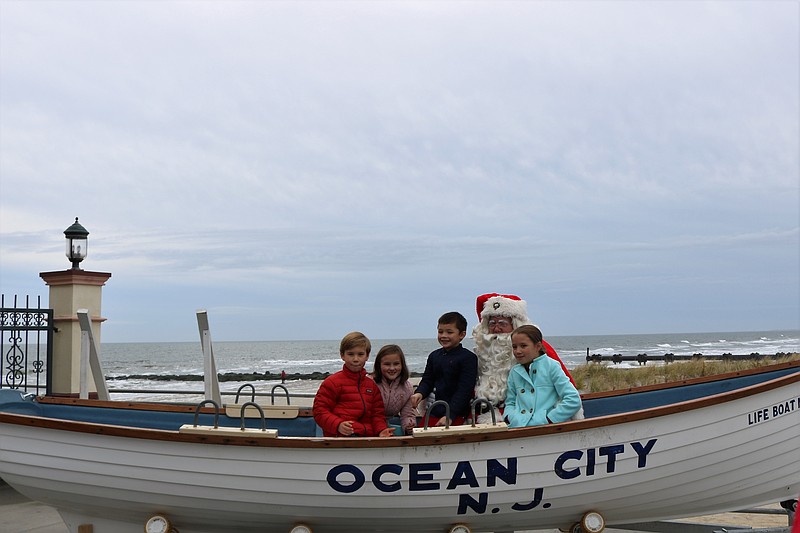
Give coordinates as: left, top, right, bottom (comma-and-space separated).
472, 293, 576, 423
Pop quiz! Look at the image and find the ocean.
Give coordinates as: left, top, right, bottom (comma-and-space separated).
100, 329, 800, 402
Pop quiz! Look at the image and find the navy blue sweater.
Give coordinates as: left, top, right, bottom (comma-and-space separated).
415, 344, 478, 419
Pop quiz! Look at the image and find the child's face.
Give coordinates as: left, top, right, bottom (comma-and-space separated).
379, 352, 403, 382
437, 322, 466, 350
511, 333, 543, 366
341, 345, 370, 373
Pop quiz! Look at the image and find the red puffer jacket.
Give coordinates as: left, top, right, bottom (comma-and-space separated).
313, 366, 388, 437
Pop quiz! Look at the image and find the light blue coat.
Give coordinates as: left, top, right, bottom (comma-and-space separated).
504, 354, 581, 427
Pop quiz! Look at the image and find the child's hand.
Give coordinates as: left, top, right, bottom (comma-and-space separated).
378, 428, 395, 438
434, 417, 450, 427
410, 392, 423, 408
338, 421, 354, 436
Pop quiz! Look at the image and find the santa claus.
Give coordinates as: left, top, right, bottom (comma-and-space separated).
472, 293, 576, 423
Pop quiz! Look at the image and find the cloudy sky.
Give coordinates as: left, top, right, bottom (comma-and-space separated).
1, 1, 798, 342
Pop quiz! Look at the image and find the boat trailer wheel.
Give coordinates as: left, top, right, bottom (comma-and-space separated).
289, 525, 313, 533
569, 510, 606, 533
144, 514, 178, 533
448, 524, 472, 533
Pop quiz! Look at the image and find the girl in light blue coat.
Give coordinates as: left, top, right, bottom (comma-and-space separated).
503, 325, 581, 427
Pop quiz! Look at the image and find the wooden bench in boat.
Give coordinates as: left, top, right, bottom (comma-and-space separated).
224, 403, 300, 419
178, 424, 279, 438
412, 421, 508, 437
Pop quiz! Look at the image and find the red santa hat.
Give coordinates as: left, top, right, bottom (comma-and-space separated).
475, 293, 529, 322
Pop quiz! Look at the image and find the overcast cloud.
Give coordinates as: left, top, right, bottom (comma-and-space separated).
1, 1, 798, 342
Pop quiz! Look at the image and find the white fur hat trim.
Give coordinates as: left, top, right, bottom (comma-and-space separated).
480, 295, 528, 321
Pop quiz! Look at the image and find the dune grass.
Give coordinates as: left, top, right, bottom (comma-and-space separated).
571, 353, 800, 393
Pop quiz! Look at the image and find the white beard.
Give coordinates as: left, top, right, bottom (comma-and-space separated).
473, 331, 515, 407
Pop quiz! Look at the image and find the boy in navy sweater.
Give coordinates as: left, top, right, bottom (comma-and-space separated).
410, 312, 478, 426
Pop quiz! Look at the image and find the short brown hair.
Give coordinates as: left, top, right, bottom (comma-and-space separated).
340, 331, 371, 354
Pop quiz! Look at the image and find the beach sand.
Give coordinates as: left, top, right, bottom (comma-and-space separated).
675, 503, 791, 528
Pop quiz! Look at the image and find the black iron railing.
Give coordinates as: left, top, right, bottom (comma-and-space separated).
0, 295, 54, 396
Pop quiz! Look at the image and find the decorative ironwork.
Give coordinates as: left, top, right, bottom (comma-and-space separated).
0, 294, 54, 395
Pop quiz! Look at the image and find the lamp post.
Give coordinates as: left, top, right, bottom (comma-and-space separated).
42, 218, 110, 396
64, 217, 89, 270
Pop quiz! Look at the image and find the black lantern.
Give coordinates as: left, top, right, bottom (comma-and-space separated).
64, 217, 89, 269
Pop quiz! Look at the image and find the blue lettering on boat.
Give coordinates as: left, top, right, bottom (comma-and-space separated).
327, 441, 657, 497
555, 439, 657, 479
458, 487, 549, 515
327, 458, 517, 494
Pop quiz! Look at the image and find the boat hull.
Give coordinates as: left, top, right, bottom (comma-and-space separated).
1, 365, 798, 532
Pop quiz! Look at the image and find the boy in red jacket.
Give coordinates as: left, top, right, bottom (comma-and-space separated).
313, 332, 395, 437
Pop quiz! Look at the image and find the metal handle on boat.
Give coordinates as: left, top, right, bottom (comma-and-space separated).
235, 383, 256, 404
192, 399, 220, 429
422, 400, 451, 429
270, 384, 290, 405
239, 401, 267, 431
470, 398, 497, 426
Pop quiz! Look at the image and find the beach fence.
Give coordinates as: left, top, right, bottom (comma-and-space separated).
585, 350, 796, 365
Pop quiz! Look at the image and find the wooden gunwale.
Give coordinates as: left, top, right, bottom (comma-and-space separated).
1, 362, 797, 449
